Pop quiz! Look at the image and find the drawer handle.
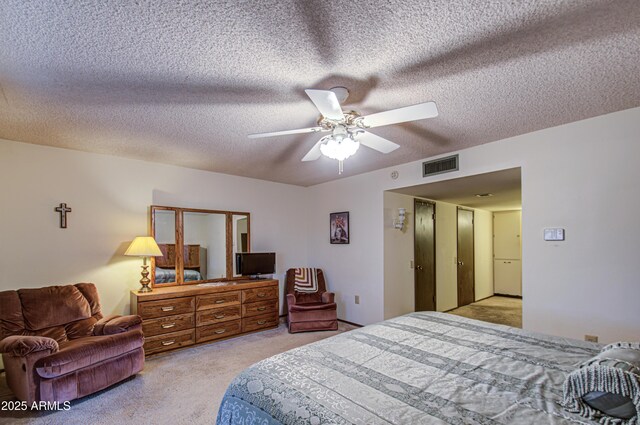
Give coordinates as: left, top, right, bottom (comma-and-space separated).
214, 329, 226, 334
161, 306, 175, 312
257, 320, 267, 325
215, 300, 226, 304
257, 293, 267, 298
214, 314, 225, 319
161, 323, 176, 329
161, 340, 176, 346
257, 307, 267, 311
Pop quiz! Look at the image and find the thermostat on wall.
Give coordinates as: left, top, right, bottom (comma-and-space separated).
544, 228, 565, 241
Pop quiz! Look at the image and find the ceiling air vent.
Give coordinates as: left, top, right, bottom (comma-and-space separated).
423, 154, 459, 177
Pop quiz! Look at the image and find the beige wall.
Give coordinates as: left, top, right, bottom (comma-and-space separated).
474, 208, 494, 301
308, 107, 640, 343
0, 139, 309, 319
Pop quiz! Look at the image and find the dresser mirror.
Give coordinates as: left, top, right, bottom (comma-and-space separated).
150, 206, 250, 286
152, 208, 178, 285
232, 214, 250, 277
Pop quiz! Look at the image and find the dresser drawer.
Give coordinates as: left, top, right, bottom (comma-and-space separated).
138, 297, 195, 319
144, 329, 195, 355
196, 320, 241, 343
196, 291, 240, 310
196, 305, 241, 326
242, 286, 278, 303
242, 313, 279, 333
242, 299, 278, 318
142, 313, 194, 337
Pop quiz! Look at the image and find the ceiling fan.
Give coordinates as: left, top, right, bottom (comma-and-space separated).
248, 87, 438, 173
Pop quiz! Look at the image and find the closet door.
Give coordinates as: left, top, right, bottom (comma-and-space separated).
494, 211, 521, 260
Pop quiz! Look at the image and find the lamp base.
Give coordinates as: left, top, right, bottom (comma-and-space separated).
138, 264, 153, 293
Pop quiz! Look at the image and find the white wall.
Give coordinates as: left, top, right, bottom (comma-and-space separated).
435, 202, 458, 311
305, 170, 387, 325
383, 191, 415, 319
308, 107, 640, 343
0, 139, 309, 319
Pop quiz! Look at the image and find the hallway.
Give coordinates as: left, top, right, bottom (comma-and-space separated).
448, 296, 522, 328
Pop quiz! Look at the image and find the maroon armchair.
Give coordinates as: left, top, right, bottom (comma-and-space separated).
285, 268, 338, 333
0, 283, 144, 403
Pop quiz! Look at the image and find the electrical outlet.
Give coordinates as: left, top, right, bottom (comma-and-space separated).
585, 335, 598, 343
355, 295, 360, 305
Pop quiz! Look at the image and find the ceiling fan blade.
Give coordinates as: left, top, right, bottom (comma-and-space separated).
362, 101, 438, 128
301, 140, 323, 162
248, 127, 324, 139
355, 131, 400, 154
305, 89, 344, 121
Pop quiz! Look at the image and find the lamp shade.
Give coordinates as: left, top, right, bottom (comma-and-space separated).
124, 236, 162, 257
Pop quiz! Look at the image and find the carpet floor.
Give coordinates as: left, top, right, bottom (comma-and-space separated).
448, 296, 522, 328
0, 320, 355, 425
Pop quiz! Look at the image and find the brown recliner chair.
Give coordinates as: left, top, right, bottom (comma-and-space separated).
285, 268, 338, 333
0, 283, 144, 403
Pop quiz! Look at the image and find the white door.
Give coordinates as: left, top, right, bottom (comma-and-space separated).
494, 211, 521, 260
494, 259, 522, 296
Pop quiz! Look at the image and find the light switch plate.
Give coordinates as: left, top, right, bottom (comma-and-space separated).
544, 228, 565, 241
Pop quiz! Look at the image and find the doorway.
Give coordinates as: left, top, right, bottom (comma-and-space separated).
457, 207, 475, 307
414, 199, 436, 311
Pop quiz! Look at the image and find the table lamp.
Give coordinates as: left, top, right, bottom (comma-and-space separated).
125, 236, 163, 293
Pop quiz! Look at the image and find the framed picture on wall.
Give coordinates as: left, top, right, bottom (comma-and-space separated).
330, 212, 349, 244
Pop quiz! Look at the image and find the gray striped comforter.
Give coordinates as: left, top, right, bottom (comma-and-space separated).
216, 312, 602, 424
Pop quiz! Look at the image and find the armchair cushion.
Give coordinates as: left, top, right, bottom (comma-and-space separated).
289, 302, 337, 312
93, 315, 142, 336
19, 285, 92, 331
35, 329, 144, 379
0, 335, 59, 357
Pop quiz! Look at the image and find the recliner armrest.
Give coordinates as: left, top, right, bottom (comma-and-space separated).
322, 292, 335, 304
93, 314, 142, 335
286, 293, 296, 308
0, 335, 59, 357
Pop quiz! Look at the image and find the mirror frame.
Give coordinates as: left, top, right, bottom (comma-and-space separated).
150, 205, 251, 286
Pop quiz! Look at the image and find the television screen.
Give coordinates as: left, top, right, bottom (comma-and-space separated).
235, 252, 276, 276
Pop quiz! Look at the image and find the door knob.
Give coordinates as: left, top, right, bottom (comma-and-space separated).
457, 261, 464, 266
416, 265, 423, 271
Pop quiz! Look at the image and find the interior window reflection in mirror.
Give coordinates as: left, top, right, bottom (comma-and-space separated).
183, 211, 227, 281
232, 214, 249, 277
153, 209, 177, 284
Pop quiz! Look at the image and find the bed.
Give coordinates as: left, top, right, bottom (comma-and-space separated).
154, 267, 202, 283
217, 311, 604, 424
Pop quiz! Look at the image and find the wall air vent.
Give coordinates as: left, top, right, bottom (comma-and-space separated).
422, 154, 459, 177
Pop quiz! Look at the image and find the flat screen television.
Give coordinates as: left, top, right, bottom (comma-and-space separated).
235, 252, 276, 276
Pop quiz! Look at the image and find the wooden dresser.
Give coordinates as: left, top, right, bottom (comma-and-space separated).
130, 279, 279, 355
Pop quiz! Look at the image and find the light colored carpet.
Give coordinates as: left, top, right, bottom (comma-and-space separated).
0, 320, 355, 425
448, 296, 522, 328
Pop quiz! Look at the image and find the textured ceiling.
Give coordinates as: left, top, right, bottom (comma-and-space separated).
1, 1, 639, 186
392, 167, 522, 211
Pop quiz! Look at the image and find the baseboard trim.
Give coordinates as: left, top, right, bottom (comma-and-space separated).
338, 318, 363, 328
280, 314, 363, 328
493, 293, 523, 299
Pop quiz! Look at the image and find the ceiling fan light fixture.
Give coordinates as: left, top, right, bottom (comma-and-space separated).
320, 136, 360, 161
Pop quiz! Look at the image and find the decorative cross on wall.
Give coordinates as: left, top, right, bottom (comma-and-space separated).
55, 203, 72, 228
